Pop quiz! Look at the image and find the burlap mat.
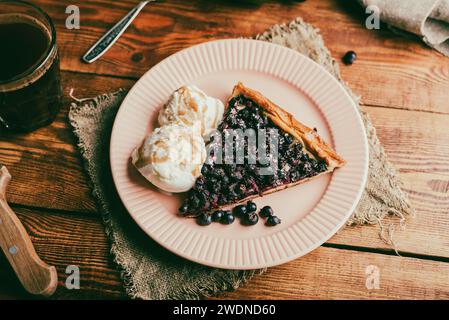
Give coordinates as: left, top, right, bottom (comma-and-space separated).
359, 0, 449, 57
68, 18, 413, 300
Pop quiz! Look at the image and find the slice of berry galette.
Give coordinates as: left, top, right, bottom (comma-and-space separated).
179, 82, 346, 217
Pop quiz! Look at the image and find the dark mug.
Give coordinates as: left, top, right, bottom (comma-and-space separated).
0, 0, 62, 132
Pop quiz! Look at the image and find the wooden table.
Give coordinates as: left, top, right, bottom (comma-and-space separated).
1, 0, 449, 300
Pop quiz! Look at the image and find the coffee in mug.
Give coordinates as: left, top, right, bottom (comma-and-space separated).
0, 1, 62, 132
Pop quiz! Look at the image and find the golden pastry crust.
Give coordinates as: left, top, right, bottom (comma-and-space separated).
231, 82, 346, 170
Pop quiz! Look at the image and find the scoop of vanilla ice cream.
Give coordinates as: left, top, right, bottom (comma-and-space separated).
158, 85, 224, 138
132, 124, 206, 193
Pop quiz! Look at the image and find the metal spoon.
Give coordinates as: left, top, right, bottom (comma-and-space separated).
82, 0, 155, 64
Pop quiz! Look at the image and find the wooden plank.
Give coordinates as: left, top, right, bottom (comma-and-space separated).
219, 245, 449, 300
328, 106, 449, 257
0, 72, 134, 213
1, 207, 449, 299
0, 207, 126, 299
34, 0, 449, 114
335, 2, 449, 115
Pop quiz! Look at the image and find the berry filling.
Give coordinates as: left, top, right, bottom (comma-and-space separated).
180, 94, 327, 216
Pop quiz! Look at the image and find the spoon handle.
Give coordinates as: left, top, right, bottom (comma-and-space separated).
82, 1, 154, 64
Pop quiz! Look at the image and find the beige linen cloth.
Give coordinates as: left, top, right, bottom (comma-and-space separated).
359, 0, 449, 56
68, 18, 413, 299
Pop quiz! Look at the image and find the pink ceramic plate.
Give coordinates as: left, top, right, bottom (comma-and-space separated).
110, 39, 368, 269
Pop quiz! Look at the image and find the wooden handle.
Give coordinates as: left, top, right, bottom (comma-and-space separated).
0, 166, 58, 297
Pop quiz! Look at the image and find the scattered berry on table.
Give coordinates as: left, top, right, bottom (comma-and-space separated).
342, 51, 357, 65
266, 216, 281, 227
260, 206, 274, 218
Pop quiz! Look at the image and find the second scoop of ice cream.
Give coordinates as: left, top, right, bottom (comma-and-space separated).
158, 85, 224, 138
131, 124, 206, 193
